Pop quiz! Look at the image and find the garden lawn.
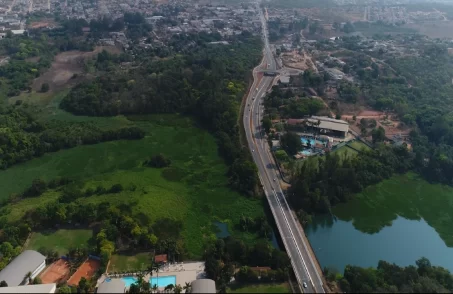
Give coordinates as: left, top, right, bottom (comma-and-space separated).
348, 140, 371, 151
26, 229, 93, 255
228, 283, 291, 293
109, 253, 151, 272
2, 114, 264, 258
332, 145, 358, 159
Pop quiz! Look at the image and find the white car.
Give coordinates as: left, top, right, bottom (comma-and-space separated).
252, 149, 255, 152
303, 282, 307, 288
273, 178, 276, 181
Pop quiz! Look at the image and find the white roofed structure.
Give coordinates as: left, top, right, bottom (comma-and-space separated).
0, 250, 46, 286
0, 283, 56, 293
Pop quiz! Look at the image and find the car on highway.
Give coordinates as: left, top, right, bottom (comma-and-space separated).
303, 282, 307, 288
273, 178, 276, 181
252, 149, 254, 152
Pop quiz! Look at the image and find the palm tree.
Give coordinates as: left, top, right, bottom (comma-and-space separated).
24, 271, 32, 284
174, 284, 183, 294
153, 263, 161, 287
151, 284, 158, 293
183, 282, 191, 293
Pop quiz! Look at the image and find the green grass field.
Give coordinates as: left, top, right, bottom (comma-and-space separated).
26, 229, 93, 255
228, 283, 291, 293
109, 253, 152, 272
333, 172, 453, 247
2, 114, 264, 257
332, 140, 371, 160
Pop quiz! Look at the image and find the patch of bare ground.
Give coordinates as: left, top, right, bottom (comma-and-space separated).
32, 46, 122, 92
343, 110, 412, 137
281, 50, 318, 72
28, 19, 57, 29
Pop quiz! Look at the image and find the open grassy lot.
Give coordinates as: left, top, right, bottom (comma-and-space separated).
228, 283, 291, 293
332, 140, 371, 160
332, 145, 358, 159
26, 229, 93, 255
334, 172, 453, 247
109, 253, 152, 272
348, 140, 371, 151
2, 114, 264, 257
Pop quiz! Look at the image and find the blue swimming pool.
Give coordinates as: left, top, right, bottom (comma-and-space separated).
301, 137, 316, 146
301, 149, 313, 156
150, 275, 176, 288
121, 276, 137, 287
301, 137, 327, 147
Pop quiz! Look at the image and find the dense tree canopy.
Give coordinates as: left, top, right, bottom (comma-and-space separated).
338, 258, 453, 293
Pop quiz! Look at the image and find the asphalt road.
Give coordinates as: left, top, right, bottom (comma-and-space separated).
241, 4, 325, 293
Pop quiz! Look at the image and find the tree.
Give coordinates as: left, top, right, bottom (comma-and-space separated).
262, 117, 272, 133
164, 284, 175, 292
343, 22, 355, 34
58, 286, 71, 293
78, 277, 89, 292
129, 283, 141, 293
275, 150, 289, 162
183, 282, 191, 293
24, 271, 32, 284
174, 284, 183, 294
281, 132, 302, 155
41, 83, 50, 93
0, 242, 14, 259
0, 281, 7, 287
146, 154, 171, 168
148, 262, 161, 289
371, 126, 386, 143
25, 178, 47, 197
32, 277, 42, 284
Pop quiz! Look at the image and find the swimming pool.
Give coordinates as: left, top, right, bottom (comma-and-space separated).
121, 276, 137, 287
150, 275, 176, 288
301, 137, 316, 146
301, 149, 313, 156
301, 137, 326, 147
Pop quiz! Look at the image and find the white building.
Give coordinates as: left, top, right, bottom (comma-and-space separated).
0, 283, 56, 293
0, 250, 46, 286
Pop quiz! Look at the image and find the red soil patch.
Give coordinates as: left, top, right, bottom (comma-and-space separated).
67, 259, 100, 286
357, 110, 382, 117
40, 259, 71, 284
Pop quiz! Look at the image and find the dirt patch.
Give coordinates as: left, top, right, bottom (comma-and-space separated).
28, 19, 57, 29
343, 110, 412, 138
32, 46, 122, 92
67, 258, 100, 286
281, 50, 317, 72
40, 259, 71, 284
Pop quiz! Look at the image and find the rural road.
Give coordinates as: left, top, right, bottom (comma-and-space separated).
242, 3, 325, 293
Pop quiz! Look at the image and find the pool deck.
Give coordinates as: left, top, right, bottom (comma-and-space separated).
99, 261, 205, 290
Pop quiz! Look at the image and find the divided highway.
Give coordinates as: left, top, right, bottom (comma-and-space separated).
241, 4, 325, 293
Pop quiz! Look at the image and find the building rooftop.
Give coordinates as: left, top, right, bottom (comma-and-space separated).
97, 279, 126, 293
0, 283, 56, 293
154, 254, 167, 263
0, 250, 46, 286
279, 75, 290, 84
308, 116, 349, 133
191, 279, 216, 293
